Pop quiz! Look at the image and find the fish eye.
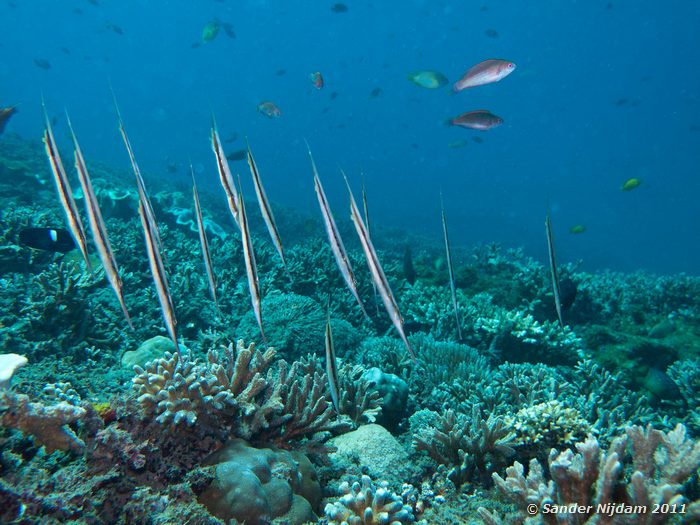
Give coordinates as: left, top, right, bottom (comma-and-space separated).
508, 63, 515, 68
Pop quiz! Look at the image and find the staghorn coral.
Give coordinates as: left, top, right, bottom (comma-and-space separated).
325, 474, 416, 525
0, 390, 86, 453
132, 340, 282, 437
412, 406, 515, 487
481, 423, 700, 524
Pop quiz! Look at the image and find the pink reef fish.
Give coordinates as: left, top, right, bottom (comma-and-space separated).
453, 59, 516, 92
450, 110, 503, 130
257, 101, 281, 118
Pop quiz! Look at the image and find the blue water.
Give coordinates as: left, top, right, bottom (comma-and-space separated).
2, 0, 699, 274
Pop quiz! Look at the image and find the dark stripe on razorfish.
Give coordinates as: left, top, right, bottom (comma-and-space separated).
237, 177, 266, 343
545, 212, 564, 328
211, 121, 241, 229
42, 103, 92, 271
246, 143, 289, 274
67, 113, 132, 328
440, 193, 463, 340
306, 145, 369, 320
191, 166, 219, 313
325, 305, 340, 414
344, 174, 416, 362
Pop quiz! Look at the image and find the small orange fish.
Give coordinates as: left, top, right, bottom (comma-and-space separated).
310, 71, 324, 89
257, 101, 281, 118
450, 109, 503, 130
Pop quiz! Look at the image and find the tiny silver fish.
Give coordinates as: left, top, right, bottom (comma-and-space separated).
307, 145, 369, 320
545, 212, 564, 328
191, 166, 219, 314
42, 103, 92, 271
247, 143, 289, 274
344, 174, 416, 362
67, 113, 132, 328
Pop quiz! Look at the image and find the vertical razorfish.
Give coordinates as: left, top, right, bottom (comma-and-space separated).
440, 194, 463, 340
325, 306, 340, 414
42, 106, 92, 271
361, 178, 380, 316
191, 166, 219, 313
344, 175, 416, 362
246, 143, 288, 273
237, 178, 266, 343
111, 96, 164, 257
67, 115, 132, 328
306, 146, 369, 320
211, 122, 241, 229
137, 193, 180, 355
545, 212, 564, 328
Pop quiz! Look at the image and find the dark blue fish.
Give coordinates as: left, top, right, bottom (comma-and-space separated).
19, 227, 75, 253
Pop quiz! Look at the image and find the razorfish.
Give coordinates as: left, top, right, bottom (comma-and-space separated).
191, 166, 219, 314
440, 194, 463, 340
306, 145, 369, 320
344, 175, 416, 362
137, 189, 180, 355
66, 114, 132, 329
237, 177, 266, 343
41, 104, 92, 271
111, 95, 164, 257
211, 121, 241, 229
325, 305, 340, 414
453, 59, 516, 92
246, 143, 289, 274
545, 212, 564, 328
361, 178, 380, 316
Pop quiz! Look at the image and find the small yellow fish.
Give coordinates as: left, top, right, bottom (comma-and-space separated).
621, 178, 641, 191
569, 225, 586, 234
407, 70, 448, 89
202, 21, 220, 43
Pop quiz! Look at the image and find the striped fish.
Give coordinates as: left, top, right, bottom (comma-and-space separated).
246, 143, 288, 273
344, 175, 416, 362
237, 178, 266, 343
66, 114, 132, 329
191, 166, 219, 314
545, 212, 564, 328
109, 97, 179, 353
361, 178, 380, 316
325, 305, 340, 414
211, 121, 241, 229
42, 105, 92, 271
440, 194, 463, 340
306, 145, 369, 320
137, 190, 180, 355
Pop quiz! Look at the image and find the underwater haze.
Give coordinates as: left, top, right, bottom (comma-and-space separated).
2, 0, 699, 274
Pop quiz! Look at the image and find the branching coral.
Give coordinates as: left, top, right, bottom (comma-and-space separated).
325, 475, 416, 525
412, 406, 515, 487
0, 390, 86, 452
481, 423, 700, 524
504, 400, 593, 447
